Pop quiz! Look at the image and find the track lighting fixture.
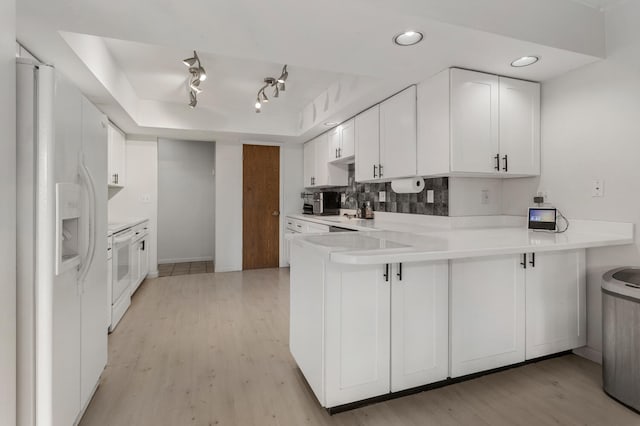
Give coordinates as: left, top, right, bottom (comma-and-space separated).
254, 65, 289, 113
182, 50, 207, 108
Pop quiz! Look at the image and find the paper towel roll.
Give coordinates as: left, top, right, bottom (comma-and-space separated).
391, 178, 424, 194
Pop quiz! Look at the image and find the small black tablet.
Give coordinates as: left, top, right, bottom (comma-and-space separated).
528, 208, 557, 231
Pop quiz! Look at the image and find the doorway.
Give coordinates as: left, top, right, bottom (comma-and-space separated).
243, 144, 280, 270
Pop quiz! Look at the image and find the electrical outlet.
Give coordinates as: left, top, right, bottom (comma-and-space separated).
379, 191, 386, 202
426, 189, 434, 204
592, 179, 604, 197
537, 190, 549, 203
141, 194, 151, 203
481, 189, 490, 205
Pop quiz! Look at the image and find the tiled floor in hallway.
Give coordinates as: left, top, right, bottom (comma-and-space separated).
158, 261, 214, 276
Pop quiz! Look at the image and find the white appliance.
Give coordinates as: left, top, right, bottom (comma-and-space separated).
110, 228, 133, 331
107, 234, 113, 328
17, 59, 108, 426
130, 222, 150, 295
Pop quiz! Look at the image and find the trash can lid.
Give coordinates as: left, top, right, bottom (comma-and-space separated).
612, 269, 640, 286
603, 267, 640, 301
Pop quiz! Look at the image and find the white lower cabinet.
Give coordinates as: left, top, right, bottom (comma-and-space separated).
391, 261, 449, 392
291, 242, 586, 409
450, 250, 587, 377
325, 260, 449, 406
450, 254, 526, 377
325, 263, 390, 407
525, 249, 586, 359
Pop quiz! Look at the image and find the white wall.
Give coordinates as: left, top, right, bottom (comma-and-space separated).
281, 144, 304, 266
214, 142, 304, 272
501, 1, 640, 362
108, 137, 159, 276
0, 0, 16, 422
214, 142, 242, 272
449, 178, 504, 217
158, 138, 215, 264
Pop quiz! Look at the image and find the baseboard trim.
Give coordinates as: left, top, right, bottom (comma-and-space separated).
158, 257, 214, 264
327, 351, 572, 415
573, 346, 602, 364
214, 267, 242, 273
147, 270, 159, 279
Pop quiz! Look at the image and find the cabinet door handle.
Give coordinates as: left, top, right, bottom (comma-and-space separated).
502, 155, 508, 172
142, 240, 145, 251
384, 264, 389, 282
521, 253, 527, 269
335, 148, 338, 158
529, 252, 535, 268
379, 164, 383, 178
396, 263, 402, 281
373, 164, 378, 178
494, 154, 500, 171
338, 147, 342, 157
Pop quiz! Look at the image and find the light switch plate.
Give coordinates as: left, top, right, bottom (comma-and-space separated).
341, 193, 346, 204
592, 180, 604, 197
427, 189, 434, 203
481, 189, 490, 205
379, 191, 386, 202
141, 194, 151, 203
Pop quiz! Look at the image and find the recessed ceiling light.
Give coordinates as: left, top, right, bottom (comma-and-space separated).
324, 122, 338, 127
393, 31, 424, 46
511, 56, 540, 67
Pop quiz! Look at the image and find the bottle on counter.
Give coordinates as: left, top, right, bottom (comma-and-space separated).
359, 203, 366, 219
365, 201, 374, 219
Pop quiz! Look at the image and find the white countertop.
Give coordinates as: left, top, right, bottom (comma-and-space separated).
287, 214, 634, 265
108, 218, 149, 236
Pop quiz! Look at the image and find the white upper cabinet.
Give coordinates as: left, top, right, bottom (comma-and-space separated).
417, 68, 540, 177
303, 134, 348, 188
328, 118, 355, 163
314, 133, 329, 186
499, 76, 541, 176
450, 70, 500, 174
303, 139, 315, 187
379, 86, 417, 180
107, 123, 126, 187
355, 87, 417, 182
355, 105, 381, 182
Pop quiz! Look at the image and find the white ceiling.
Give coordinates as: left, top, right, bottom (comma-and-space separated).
568, 0, 627, 11
16, 0, 610, 143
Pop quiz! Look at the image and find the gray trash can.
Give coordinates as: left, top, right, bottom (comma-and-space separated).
602, 267, 640, 412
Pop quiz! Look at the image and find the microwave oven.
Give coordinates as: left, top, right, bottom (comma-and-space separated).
313, 192, 340, 216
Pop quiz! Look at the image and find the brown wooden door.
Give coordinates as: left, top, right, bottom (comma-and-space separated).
243, 144, 280, 270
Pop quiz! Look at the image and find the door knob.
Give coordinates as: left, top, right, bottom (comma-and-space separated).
272, 211, 280, 216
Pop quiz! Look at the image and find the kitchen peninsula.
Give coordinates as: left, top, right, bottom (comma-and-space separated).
288, 215, 633, 411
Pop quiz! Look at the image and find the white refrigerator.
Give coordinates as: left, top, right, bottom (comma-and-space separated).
17, 59, 108, 426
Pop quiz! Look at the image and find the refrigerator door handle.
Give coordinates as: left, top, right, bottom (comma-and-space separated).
78, 153, 97, 289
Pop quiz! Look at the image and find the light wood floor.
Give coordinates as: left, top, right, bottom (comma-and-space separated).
80, 268, 639, 426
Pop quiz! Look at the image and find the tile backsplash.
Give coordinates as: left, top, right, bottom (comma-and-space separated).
324, 164, 448, 216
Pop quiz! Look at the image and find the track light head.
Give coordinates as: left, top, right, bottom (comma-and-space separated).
260, 88, 269, 103
183, 51, 198, 67
273, 85, 279, 98
277, 81, 285, 92
198, 67, 207, 81
255, 98, 262, 113
183, 51, 206, 108
277, 65, 288, 83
